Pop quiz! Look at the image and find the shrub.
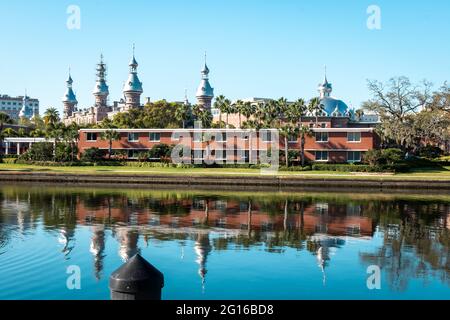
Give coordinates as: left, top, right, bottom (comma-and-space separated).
55, 143, 78, 163
2, 158, 17, 164
80, 148, 107, 163
148, 143, 173, 160
18, 142, 54, 162
416, 145, 443, 159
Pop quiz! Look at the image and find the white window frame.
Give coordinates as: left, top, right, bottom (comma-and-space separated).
149, 132, 161, 142
86, 132, 97, 142
347, 151, 362, 163
128, 132, 139, 142
315, 151, 329, 161
347, 132, 361, 142
315, 132, 329, 143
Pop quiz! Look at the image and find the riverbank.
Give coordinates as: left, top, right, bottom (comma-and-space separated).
1, 165, 450, 190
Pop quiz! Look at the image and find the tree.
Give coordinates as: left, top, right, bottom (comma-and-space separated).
0, 113, 13, 151
242, 101, 256, 126
363, 77, 432, 121
192, 105, 213, 128
81, 147, 106, 163
279, 124, 299, 167
214, 95, 231, 128
174, 103, 191, 129
308, 97, 324, 126
1, 128, 18, 138
100, 129, 120, 159
234, 100, 245, 128
299, 125, 313, 167
43, 107, 60, 128
64, 124, 80, 162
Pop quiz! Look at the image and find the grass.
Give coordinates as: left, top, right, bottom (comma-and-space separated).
0, 163, 450, 180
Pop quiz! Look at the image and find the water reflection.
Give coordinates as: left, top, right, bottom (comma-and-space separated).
0, 185, 449, 298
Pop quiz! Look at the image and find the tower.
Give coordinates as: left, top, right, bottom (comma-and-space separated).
318, 66, 332, 99
19, 90, 32, 120
92, 54, 109, 107
196, 53, 214, 110
123, 45, 143, 110
62, 70, 78, 118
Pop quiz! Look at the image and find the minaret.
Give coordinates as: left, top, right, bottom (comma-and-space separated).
19, 90, 31, 120
93, 54, 109, 107
62, 70, 78, 118
196, 53, 214, 111
194, 232, 212, 292
123, 45, 143, 110
318, 66, 332, 99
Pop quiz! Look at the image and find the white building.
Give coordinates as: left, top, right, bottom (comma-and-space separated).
0, 94, 39, 120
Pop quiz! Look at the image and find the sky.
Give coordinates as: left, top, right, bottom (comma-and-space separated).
0, 0, 449, 115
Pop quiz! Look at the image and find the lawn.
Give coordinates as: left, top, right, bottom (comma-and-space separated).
0, 163, 449, 180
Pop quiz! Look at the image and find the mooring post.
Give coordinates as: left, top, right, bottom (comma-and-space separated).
109, 254, 164, 300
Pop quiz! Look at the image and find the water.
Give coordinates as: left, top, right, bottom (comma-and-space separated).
0, 183, 449, 300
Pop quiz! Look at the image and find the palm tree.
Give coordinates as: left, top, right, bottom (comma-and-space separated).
0, 113, 13, 152
0, 112, 13, 133
308, 97, 324, 127
291, 98, 307, 125
46, 123, 64, 160
280, 124, 299, 167
192, 105, 213, 128
277, 97, 289, 127
64, 124, 80, 162
43, 107, 60, 127
234, 100, 245, 128
242, 101, 256, 126
1, 128, 18, 138
213, 95, 227, 128
101, 129, 120, 159
299, 125, 313, 167
174, 103, 189, 129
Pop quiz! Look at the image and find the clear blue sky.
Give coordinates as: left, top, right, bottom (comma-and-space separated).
0, 0, 449, 115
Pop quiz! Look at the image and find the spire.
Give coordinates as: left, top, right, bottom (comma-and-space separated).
63, 70, 78, 104
129, 44, 138, 70
318, 66, 332, 99
184, 88, 189, 105
201, 51, 210, 78
123, 45, 143, 93
93, 54, 109, 107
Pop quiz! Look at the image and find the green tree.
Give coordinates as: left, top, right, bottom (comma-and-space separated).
101, 129, 120, 159
43, 107, 60, 128
63, 124, 80, 162
299, 125, 313, 167
0, 113, 13, 150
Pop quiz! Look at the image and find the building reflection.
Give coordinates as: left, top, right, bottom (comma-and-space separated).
90, 225, 106, 280
1, 187, 449, 290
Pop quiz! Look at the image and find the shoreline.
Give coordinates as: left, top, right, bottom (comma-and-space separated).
1, 171, 450, 191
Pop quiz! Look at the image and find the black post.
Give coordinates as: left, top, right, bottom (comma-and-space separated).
109, 254, 164, 300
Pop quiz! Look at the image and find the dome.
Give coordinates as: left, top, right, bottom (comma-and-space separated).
123, 73, 143, 93
63, 89, 78, 103
320, 96, 349, 117
93, 81, 109, 96
196, 79, 214, 97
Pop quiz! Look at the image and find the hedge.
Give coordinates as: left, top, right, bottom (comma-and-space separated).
311, 163, 410, 173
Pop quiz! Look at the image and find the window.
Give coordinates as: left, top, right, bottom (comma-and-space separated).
321, 123, 326, 128
347, 151, 361, 162
348, 132, 361, 142
215, 132, 226, 142
86, 132, 97, 141
288, 134, 298, 143
315, 151, 328, 161
128, 132, 139, 142
261, 131, 272, 142
315, 132, 329, 142
149, 132, 160, 142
